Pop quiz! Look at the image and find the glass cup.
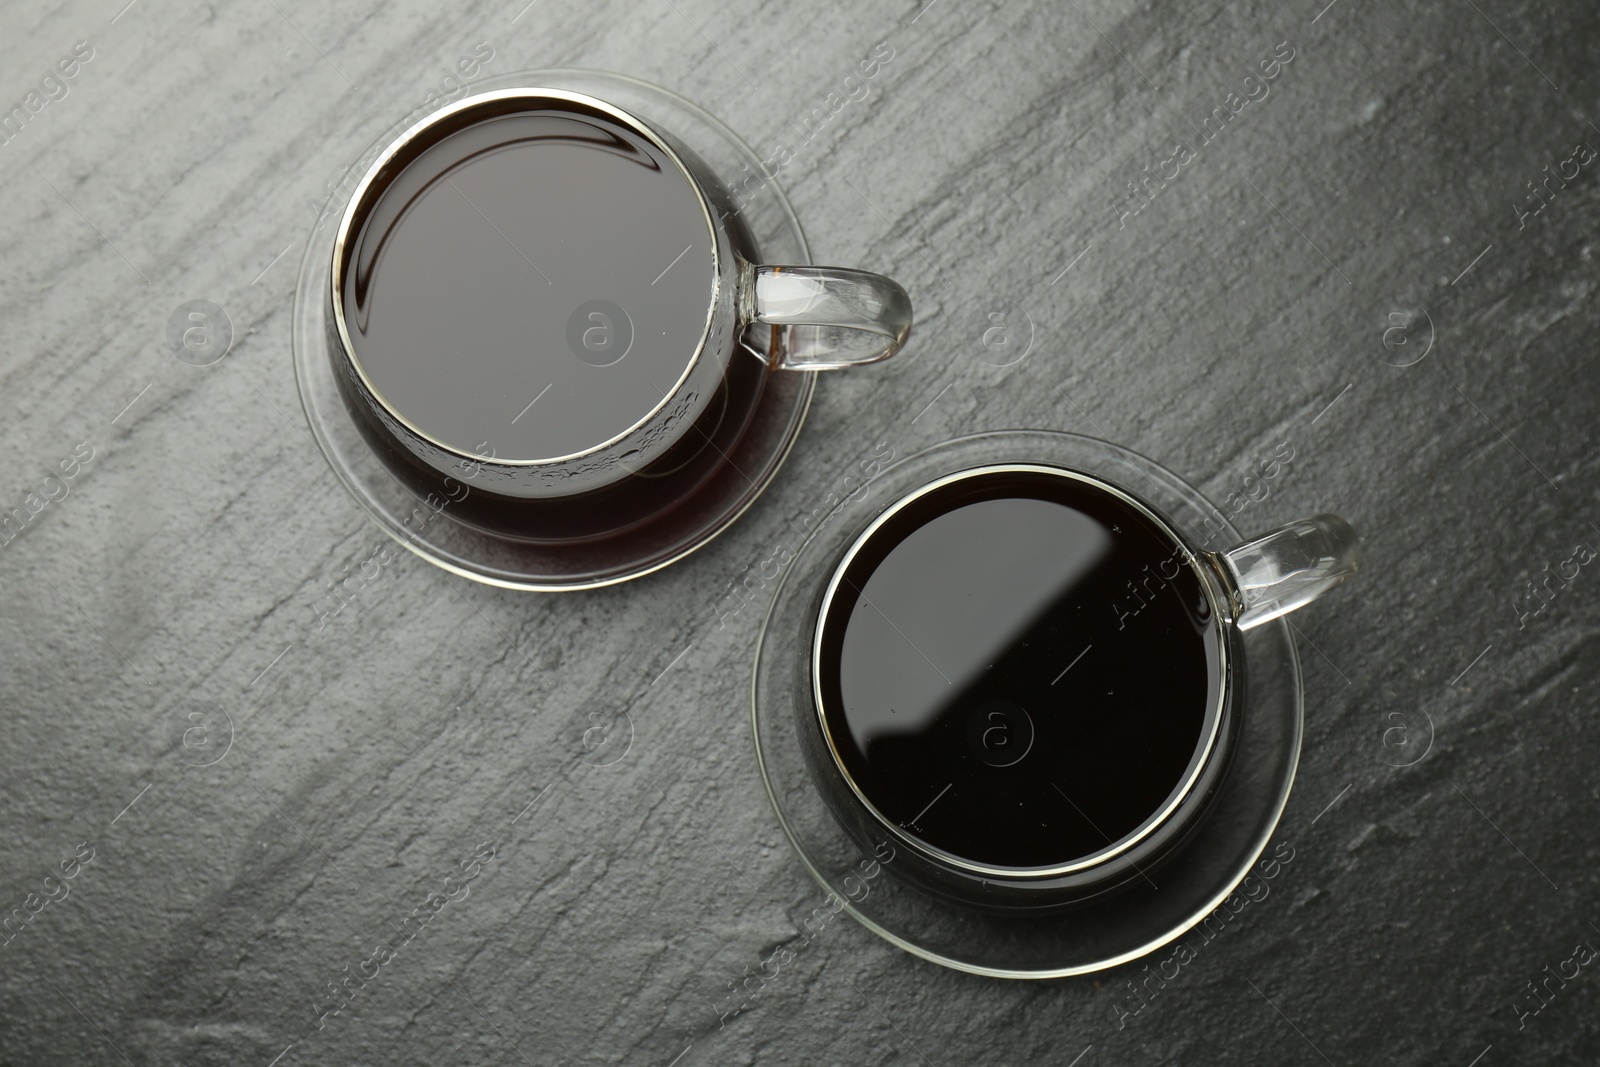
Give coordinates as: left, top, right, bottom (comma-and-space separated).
325, 87, 911, 542
801, 462, 1359, 913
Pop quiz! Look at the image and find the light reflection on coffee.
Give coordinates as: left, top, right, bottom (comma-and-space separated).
341, 106, 718, 462
817, 467, 1225, 874
329, 93, 767, 543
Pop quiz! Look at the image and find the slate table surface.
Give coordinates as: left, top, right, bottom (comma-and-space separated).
3, 0, 1599, 1064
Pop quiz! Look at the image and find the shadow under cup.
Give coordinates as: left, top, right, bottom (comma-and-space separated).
806, 466, 1250, 913
325, 90, 786, 544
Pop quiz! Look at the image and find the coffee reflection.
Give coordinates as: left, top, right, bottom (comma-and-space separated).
815, 467, 1225, 874
340, 108, 717, 463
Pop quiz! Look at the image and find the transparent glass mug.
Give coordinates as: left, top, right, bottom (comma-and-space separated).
802, 463, 1360, 912
326, 88, 911, 541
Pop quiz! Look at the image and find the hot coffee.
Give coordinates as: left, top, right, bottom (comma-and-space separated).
814, 466, 1234, 882
327, 88, 911, 545
340, 105, 720, 462
761, 431, 1359, 949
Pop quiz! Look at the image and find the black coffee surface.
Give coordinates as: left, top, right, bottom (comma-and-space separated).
816, 469, 1221, 871
342, 104, 716, 462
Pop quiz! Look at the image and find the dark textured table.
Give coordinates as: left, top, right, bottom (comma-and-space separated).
3, 0, 1598, 1064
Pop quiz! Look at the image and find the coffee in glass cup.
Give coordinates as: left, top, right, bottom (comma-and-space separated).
806, 463, 1359, 911
328, 88, 911, 542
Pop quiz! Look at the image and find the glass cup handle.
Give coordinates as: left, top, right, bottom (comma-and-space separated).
742, 264, 912, 370
1213, 514, 1361, 631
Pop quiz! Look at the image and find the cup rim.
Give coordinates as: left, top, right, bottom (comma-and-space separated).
809, 462, 1234, 880
328, 86, 725, 467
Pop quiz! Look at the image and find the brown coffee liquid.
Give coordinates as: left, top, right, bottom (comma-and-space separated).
816, 469, 1222, 871
342, 105, 717, 462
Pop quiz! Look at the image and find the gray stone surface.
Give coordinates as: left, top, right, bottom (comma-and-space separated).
2, 0, 1598, 1063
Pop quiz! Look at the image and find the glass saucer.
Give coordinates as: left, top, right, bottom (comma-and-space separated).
751, 431, 1304, 978
292, 69, 814, 590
